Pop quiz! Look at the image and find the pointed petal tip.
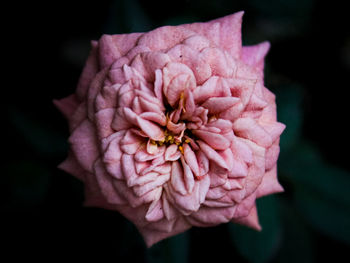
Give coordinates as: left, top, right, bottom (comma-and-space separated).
217, 10, 244, 25
275, 182, 285, 194
254, 222, 262, 231
233, 204, 262, 231
236, 10, 245, 18
53, 94, 79, 119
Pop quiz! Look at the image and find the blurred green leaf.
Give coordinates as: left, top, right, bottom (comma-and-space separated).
6, 160, 51, 207
280, 142, 350, 244
106, 0, 152, 34
280, 143, 350, 207
146, 231, 189, 263
123, 0, 152, 32
277, 200, 314, 263
8, 107, 67, 156
117, 219, 145, 257
294, 186, 350, 245
274, 84, 304, 151
229, 195, 282, 263
162, 15, 199, 26
249, 0, 313, 20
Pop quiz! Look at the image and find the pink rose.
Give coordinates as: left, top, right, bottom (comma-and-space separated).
55, 11, 285, 247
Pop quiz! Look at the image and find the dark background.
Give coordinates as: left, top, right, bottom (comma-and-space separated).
4, 0, 350, 262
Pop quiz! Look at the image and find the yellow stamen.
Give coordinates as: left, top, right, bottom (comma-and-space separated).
185, 139, 190, 143
178, 145, 184, 154
180, 92, 184, 100
150, 139, 157, 145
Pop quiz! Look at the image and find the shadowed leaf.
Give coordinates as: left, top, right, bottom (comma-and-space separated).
229, 195, 282, 263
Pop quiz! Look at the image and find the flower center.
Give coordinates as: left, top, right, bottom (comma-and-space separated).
150, 128, 191, 154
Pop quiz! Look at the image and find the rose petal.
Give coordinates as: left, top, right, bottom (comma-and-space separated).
193, 130, 231, 150
69, 119, 99, 173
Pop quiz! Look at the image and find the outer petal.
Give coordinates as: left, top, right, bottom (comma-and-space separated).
139, 216, 191, 247
256, 165, 284, 198
76, 41, 99, 100
184, 11, 244, 59
242, 41, 270, 72
53, 94, 79, 120
68, 119, 99, 173
58, 151, 85, 181
232, 204, 261, 230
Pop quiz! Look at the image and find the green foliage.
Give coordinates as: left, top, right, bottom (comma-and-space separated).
146, 231, 189, 263
229, 195, 282, 263
5, 160, 51, 208
277, 201, 314, 263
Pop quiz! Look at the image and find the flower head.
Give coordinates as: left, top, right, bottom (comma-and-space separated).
55, 11, 285, 247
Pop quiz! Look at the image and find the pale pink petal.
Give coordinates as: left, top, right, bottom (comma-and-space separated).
110, 32, 143, 57
184, 11, 244, 59
120, 130, 142, 155
137, 116, 165, 141
188, 205, 236, 227
68, 119, 99, 173
180, 156, 195, 193
154, 69, 164, 104
170, 161, 187, 195
152, 162, 171, 174
242, 41, 270, 72
111, 107, 132, 131
98, 34, 122, 69
139, 112, 166, 126
193, 130, 231, 150
53, 94, 79, 120
145, 198, 164, 222
201, 97, 240, 114
233, 193, 257, 218
198, 141, 229, 169
165, 144, 181, 161
137, 25, 193, 51
134, 145, 164, 162
206, 186, 227, 200
58, 151, 86, 181
200, 47, 235, 77
193, 76, 220, 103
95, 84, 121, 111
265, 140, 280, 170
87, 68, 109, 120
256, 165, 284, 198
94, 108, 115, 139
233, 117, 273, 148
183, 35, 210, 51
232, 204, 261, 231
139, 217, 191, 248
133, 173, 170, 196
76, 41, 99, 100
140, 51, 171, 81
196, 150, 209, 178
183, 144, 200, 177
206, 118, 232, 133
259, 121, 286, 143
94, 159, 126, 205
163, 62, 196, 106
162, 193, 179, 220
102, 131, 124, 179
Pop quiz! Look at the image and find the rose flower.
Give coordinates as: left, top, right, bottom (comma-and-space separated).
55, 11, 285, 247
